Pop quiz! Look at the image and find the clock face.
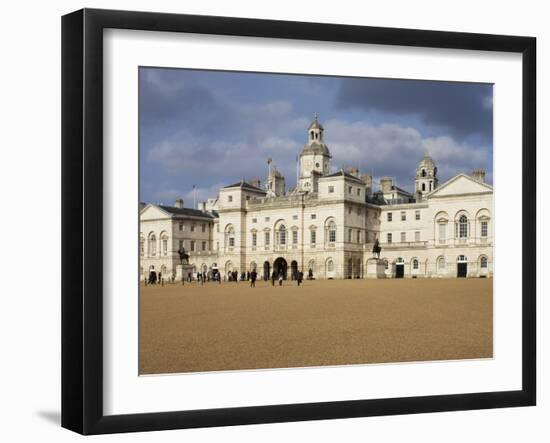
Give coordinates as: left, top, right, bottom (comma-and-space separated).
315, 162, 320, 168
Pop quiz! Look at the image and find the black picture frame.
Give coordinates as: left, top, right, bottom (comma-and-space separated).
62, 8, 536, 435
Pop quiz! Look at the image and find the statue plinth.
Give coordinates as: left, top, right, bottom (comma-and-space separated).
176, 263, 194, 281
365, 258, 386, 279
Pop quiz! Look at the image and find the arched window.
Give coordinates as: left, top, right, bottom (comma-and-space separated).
412, 259, 419, 270
421, 169, 426, 177
277, 224, 287, 245
148, 233, 156, 256
160, 232, 169, 256
422, 183, 426, 191
437, 256, 446, 271
459, 215, 468, 238
383, 259, 389, 270
480, 256, 488, 269
225, 225, 235, 249
325, 219, 336, 243
327, 259, 334, 272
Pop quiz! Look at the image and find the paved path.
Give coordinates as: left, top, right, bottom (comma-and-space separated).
139, 278, 492, 374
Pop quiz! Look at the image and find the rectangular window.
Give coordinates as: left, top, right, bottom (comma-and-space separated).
228, 237, 235, 247
387, 233, 392, 243
415, 210, 421, 221
190, 240, 196, 251
202, 224, 206, 233
329, 229, 336, 243
252, 232, 257, 246
252, 218, 257, 223
387, 212, 393, 222
179, 223, 184, 231
292, 215, 298, 220
348, 186, 352, 194
348, 207, 352, 214
292, 230, 298, 244
415, 231, 420, 242
265, 232, 270, 246
401, 232, 406, 242
357, 188, 361, 196
328, 186, 335, 193
348, 229, 352, 242
216, 241, 219, 250
179, 240, 184, 249
357, 230, 361, 243
481, 221, 488, 237
311, 214, 317, 220
202, 241, 206, 251
162, 239, 168, 256
401, 211, 406, 221
265, 217, 270, 222
190, 224, 196, 232
310, 230, 316, 244
228, 195, 233, 202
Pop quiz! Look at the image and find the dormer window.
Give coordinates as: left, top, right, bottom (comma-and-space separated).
228, 195, 233, 202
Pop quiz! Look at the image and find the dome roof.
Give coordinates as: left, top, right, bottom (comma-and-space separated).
302, 141, 331, 156
308, 113, 324, 130
418, 155, 435, 170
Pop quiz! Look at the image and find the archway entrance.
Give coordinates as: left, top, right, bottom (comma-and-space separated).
290, 260, 298, 280
457, 255, 468, 278
273, 257, 288, 280
395, 258, 404, 279
263, 261, 270, 280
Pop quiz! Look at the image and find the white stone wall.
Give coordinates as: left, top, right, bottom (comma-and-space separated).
140, 174, 494, 281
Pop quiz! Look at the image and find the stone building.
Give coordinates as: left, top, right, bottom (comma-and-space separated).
140, 115, 493, 281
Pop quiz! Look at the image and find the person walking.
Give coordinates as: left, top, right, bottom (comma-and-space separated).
297, 271, 303, 286
250, 270, 257, 288
271, 271, 276, 287
278, 272, 283, 286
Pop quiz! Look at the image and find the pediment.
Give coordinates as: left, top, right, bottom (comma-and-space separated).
140, 204, 172, 220
428, 174, 493, 198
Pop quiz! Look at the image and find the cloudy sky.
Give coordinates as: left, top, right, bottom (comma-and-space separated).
139, 67, 493, 206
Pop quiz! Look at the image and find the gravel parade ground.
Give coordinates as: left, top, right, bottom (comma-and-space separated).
139, 278, 492, 374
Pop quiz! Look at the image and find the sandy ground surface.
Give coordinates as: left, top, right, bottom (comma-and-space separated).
139, 278, 492, 374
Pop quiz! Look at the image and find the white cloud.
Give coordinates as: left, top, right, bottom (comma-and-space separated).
148, 116, 491, 197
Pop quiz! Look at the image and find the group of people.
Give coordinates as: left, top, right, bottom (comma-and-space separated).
145, 267, 313, 287
146, 270, 164, 286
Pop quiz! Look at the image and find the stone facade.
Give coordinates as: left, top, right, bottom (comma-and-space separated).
140, 116, 493, 281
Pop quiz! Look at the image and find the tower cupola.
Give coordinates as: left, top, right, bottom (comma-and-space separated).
415, 150, 438, 201
298, 113, 332, 192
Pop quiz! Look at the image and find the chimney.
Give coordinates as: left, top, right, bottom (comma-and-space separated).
380, 176, 393, 193
247, 177, 262, 189
174, 198, 184, 208
347, 167, 360, 177
472, 169, 486, 183
361, 173, 373, 197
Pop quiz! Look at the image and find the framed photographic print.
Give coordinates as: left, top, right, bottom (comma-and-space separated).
61, 8, 536, 435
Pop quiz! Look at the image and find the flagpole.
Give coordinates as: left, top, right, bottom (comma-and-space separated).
193, 185, 196, 209
296, 154, 299, 189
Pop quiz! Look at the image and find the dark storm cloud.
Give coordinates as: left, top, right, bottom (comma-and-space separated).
336, 78, 493, 140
